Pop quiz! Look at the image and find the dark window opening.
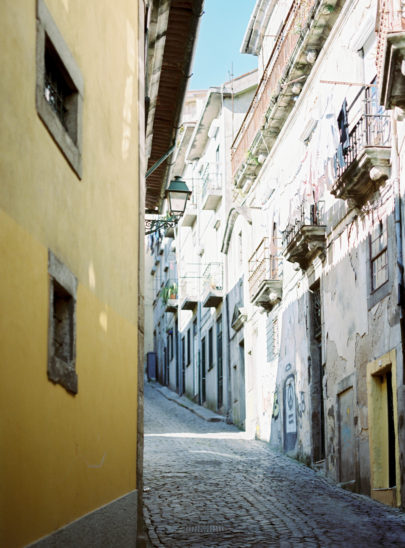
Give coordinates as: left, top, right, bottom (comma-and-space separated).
168, 331, 174, 361
187, 328, 191, 366
208, 327, 213, 370
44, 37, 78, 144
53, 280, 74, 363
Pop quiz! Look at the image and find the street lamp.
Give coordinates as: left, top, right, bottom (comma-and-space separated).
145, 176, 192, 235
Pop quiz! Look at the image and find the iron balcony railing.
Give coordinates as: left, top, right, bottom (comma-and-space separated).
179, 276, 199, 299
334, 113, 391, 180
161, 278, 178, 304
248, 237, 282, 300
283, 202, 325, 248
231, 0, 317, 177
203, 262, 223, 294
376, 0, 405, 84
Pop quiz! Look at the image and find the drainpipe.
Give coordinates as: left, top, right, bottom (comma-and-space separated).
392, 110, 405, 509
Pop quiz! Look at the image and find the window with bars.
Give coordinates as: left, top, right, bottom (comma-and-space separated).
367, 215, 393, 310
266, 315, 279, 361
36, 0, 83, 177
47, 250, 77, 394
370, 219, 388, 291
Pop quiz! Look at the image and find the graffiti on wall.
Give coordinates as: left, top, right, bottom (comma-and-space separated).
284, 373, 297, 451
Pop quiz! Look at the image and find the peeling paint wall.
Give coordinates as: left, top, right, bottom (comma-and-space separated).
236, 0, 405, 505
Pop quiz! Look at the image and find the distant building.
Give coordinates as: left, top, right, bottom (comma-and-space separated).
147, 72, 257, 422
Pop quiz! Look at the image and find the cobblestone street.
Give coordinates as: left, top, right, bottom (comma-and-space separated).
143, 382, 405, 547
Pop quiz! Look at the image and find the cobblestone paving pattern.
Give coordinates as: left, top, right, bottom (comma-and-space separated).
143, 382, 405, 547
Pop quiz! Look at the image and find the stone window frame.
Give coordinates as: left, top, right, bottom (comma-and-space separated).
47, 250, 78, 394
367, 214, 394, 310
36, 0, 84, 177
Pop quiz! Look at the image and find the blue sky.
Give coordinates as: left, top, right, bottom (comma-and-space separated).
188, 0, 258, 90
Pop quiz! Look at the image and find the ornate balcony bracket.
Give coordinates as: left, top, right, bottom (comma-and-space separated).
380, 33, 405, 109
231, 304, 247, 331
331, 147, 391, 207
251, 280, 282, 312
284, 226, 327, 270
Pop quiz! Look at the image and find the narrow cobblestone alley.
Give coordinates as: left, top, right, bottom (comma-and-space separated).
143, 382, 405, 547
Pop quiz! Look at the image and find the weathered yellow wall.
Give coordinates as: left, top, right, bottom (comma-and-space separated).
0, 0, 140, 545
367, 350, 400, 507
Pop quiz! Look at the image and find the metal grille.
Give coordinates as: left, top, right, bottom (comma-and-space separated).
248, 237, 282, 299
183, 525, 226, 533
203, 262, 223, 293
334, 112, 391, 180
44, 73, 68, 128
283, 201, 325, 248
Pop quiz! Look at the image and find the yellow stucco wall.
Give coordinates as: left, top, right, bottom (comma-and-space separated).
0, 0, 140, 545
367, 350, 401, 507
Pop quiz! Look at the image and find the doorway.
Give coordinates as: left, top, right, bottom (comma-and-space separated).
309, 282, 325, 462
367, 350, 399, 506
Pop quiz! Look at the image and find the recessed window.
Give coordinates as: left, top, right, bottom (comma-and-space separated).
36, 0, 83, 177
44, 37, 78, 143
370, 219, 388, 291
367, 216, 392, 310
48, 251, 77, 394
187, 328, 191, 366
53, 281, 74, 362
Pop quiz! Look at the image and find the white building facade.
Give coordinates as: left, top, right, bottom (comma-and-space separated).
147, 0, 405, 508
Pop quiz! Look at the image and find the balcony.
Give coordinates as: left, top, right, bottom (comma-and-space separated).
202, 262, 223, 308
283, 202, 326, 270
331, 113, 391, 206
377, 0, 405, 109
202, 171, 222, 210
161, 279, 178, 313
180, 277, 199, 310
248, 238, 282, 311
231, 0, 344, 187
